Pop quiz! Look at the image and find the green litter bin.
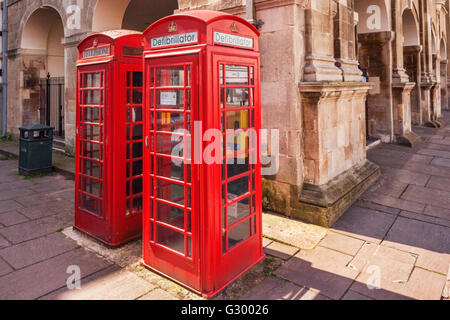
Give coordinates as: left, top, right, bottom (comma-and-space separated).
19, 124, 54, 175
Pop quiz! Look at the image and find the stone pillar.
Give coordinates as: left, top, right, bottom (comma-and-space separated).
358, 31, 394, 143
432, 54, 442, 120
333, 0, 362, 82
404, 46, 423, 125
440, 59, 448, 111
303, 0, 343, 81
296, 82, 379, 227
391, 82, 420, 146
421, 80, 434, 125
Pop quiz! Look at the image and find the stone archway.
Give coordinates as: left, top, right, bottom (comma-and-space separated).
92, 0, 179, 32
20, 6, 65, 134
402, 8, 422, 125
356, 0, 392, 142
440, 38, 448, 111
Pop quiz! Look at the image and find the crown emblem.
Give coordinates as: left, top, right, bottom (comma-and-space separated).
231, 22, 239, 33
168, 21, 177, 33
93, 39, 98, 47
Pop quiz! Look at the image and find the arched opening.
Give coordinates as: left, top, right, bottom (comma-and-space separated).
440, 39, 448, 110
355, 0, 391, 142
402, 9, 421, 125
92, 0, 179, 32
21, 7, 65, 136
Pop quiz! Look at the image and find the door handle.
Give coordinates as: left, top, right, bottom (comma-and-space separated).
145, 136, 149, 148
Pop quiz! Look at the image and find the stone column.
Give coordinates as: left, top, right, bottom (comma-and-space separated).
421, 80, 434, 126
404, 45, 423, 125
358, 31, 394, 143
333, 0, 362, 82
303, 0, 343, 81
440, 59, 448, 111
391, 82, 420, 146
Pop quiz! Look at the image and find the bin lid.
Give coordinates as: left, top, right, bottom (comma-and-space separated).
19, 124, 54, 131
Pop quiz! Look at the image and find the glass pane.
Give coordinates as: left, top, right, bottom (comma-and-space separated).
133, 71, 143, 87
83, 125, 102, 141
227, 175, 249, 201
83, 73, 102, 88
220, 64, 224, 85
156, 112, 185, 133
156, 134, 184, 157
81, 159, 102, 178
227, 197, 250, 226
157, 67, 184, 87
226, 88, 249, 108
132, 196, 143, 213
80, 176, 102, 197
132, 124, 143, 140
79, 193, 102, 216
156, 179, 185, 206
133, 89, 143, 105
157, 90, 185, 109
156, 202, 184, 229
226, 109, 249, 130
227, 160, 250, 179
186, 66, 191, 87
228, 218, 251, 250
132, 160, 142, 177
132, 142, 143, 158
132, 107, 142, 122
132, 177, 143, 194
156, 225, 185, 254
83, 90, 102, 106
82, 142, 101, 160
225, 65, 249, 85
156, 157, 186, 181
82, 107, 102, 123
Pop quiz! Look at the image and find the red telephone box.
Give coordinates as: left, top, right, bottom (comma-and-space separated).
141, 11, 264, 297
75, 30, 144, 246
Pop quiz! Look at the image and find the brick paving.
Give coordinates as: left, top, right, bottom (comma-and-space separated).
0, 112, 449, 300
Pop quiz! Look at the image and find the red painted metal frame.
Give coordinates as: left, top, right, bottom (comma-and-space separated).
141, 11, 264, 297
75, 31, 144, 246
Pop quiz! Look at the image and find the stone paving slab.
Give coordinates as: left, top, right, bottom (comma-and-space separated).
17, 200, 73, 220
364, 193, 426, 214
275, 247, 359, 300
402, 161, 450, 178
318, 231, 365, 256
0, 232, 78, 270
424, 205, 450, 221
264, 242, 299, 260
351, 267, 447, 300
379, 167, 430, 187
426, 175, 450, 191
138, 288, 179, 300
0, 214, 74, 244
0, 211, 29, 227
341, 290, 373, 300
382, 217, 450, 274
0, 257, 13, 277
354, 199, 401, 215
41, 265, 154, 300
417, 148, 450, 159
0, 248, 111, 300
0, 200, 24, 214
263, 213, 327, 250
240, 276, 329, 300
331, 206, 396, 244
430, 157, 450, 168
399, 210, 450, 228
0, 234, 9, 249
401, 185, 450, 208
262, 237, 272, 247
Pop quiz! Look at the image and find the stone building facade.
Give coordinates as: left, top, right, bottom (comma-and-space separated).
3, 0, 449, 226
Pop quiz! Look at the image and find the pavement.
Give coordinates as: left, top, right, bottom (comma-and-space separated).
0, 113, 449, 300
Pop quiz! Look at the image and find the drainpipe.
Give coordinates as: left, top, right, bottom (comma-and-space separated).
246, 0, 264, 29
1, 0, 7, 137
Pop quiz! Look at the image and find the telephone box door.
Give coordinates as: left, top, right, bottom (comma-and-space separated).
143, 54, 201, 290
75, 64, 109, 241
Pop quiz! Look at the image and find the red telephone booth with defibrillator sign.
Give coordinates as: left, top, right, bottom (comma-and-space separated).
141, 11, 264, 297
75, 30, 145, 246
